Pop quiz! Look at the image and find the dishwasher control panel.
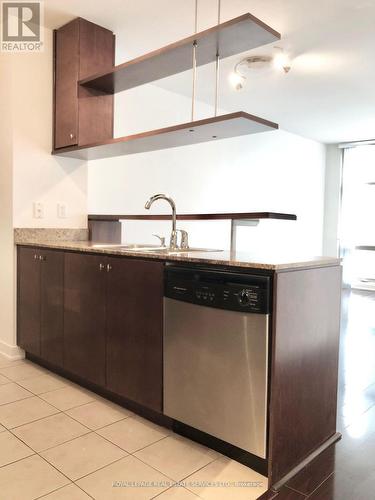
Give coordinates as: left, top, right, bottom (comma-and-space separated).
165, 266, 270, 314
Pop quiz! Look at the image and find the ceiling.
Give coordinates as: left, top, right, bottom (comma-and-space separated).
44, 0, 375, 144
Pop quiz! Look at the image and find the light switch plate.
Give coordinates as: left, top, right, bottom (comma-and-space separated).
33, 202, 44, 219
57, 204, 67, 218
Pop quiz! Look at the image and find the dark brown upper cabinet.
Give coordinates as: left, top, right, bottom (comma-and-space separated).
53, 18, 115, 150
17, 247, 64, 365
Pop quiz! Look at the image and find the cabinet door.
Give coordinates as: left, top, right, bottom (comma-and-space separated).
78, 19, 115, 146
106, 258, 164, 412
18, 247, 41, 356
64, 253, 106, 386
40, 250, 64, 367
54, 19, 79, 148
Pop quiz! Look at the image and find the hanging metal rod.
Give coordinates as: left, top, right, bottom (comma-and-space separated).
214, 0, 221, 116
191, 40, 198, 121
191, 0, 199, 121
194, 0, 198, 33
214, 53, 220, 116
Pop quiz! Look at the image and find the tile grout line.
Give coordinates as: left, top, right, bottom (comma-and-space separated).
9, 380, 251, 498
0, 359, 110, 499
132, 446, 221, 494
1, 407, 62, 432
35, 482, 96, 500
3, 361, 260, 499
0, 394, 35, 406
94, 425, 169, 455
5, 426, 80, 497
6, 411, 91, 454
5, 423, 100, 499
177, 453, 268, 499
151, 484, 202, 500
4, 392, 174, 489
63, 409, 132, 431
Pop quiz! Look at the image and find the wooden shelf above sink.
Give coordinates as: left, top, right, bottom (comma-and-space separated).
88, 212, 297, 222
52, 111, 278, 160
79, 13, 280, 94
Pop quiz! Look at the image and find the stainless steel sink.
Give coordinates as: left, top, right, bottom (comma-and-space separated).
139, 247, 222, 255
91, 244, 162, 250
91, 243, 222, 254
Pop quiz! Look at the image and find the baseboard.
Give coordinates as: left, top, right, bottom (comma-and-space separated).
0, 341, 25, 360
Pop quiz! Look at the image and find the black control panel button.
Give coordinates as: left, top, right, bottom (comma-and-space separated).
238, 289, 251, 306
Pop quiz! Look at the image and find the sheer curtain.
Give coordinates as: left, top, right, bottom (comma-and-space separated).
340, 146, 375, 290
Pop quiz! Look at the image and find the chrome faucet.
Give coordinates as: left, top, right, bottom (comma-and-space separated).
144, 194, 178, 249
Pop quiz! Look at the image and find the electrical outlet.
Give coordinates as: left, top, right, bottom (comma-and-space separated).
33, 202, 44, 219
57, 203, 67, 219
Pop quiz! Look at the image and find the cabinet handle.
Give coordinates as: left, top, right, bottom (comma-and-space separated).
99, 263, 105, 271
69, 133, 75, 139
34, 254, 38, 260
39, 255, 46, 262
106, 264, 112, 273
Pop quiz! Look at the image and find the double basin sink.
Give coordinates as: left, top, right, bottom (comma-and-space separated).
92, 244, 222, 255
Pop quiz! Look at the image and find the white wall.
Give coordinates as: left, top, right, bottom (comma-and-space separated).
0, 55, 19, 358
0, 29, 88, 358
88, 84, 326, 254
12, 28, 87, 229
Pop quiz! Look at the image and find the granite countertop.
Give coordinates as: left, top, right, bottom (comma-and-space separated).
15, 238, 341, 272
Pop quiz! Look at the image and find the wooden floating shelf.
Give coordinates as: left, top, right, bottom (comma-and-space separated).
79, 13, 280, 94
356, 246, 375, 251
89, 212, 297, 222
52, 111, 278, 160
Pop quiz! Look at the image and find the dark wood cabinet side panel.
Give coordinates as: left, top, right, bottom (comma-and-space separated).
78, 19, 114, 146
40, 250, 64, 367
54, 19, 79, 149
64, 252, 106, 386
268, 266, 342, 485
106, 258, 164, 412
17, 247, 41, 356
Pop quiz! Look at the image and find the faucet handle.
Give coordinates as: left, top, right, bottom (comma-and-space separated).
176, 229, 189, 249
152, 234, 166, 247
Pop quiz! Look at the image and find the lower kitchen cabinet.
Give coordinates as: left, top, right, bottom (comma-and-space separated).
106, 257, 164, 412
18, 247, 164, 413
40, 250, 64, 366
64, 252, 107, 386
18, 247, 41, 356
18, 247, 64, 364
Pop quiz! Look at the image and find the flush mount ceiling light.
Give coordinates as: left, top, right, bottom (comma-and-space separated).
273, 46, 292, 73
229, 48, 291, 90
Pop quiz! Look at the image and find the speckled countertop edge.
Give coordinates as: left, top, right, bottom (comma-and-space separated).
15, 239, 342, 272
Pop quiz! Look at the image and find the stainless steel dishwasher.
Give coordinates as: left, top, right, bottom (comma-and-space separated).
164, 265, 270, 459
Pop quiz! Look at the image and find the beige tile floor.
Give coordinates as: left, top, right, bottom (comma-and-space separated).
0, 354, 267, 499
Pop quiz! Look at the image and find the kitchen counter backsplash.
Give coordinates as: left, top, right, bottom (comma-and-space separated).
14, 228, 89, 244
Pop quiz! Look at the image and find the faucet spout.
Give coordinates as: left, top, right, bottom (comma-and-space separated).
144, 194, 178, 249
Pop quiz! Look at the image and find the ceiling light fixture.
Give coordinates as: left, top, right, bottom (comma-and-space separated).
229, 48, 291, 90
229, 70, 246, 91
273, 46, 291, 73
